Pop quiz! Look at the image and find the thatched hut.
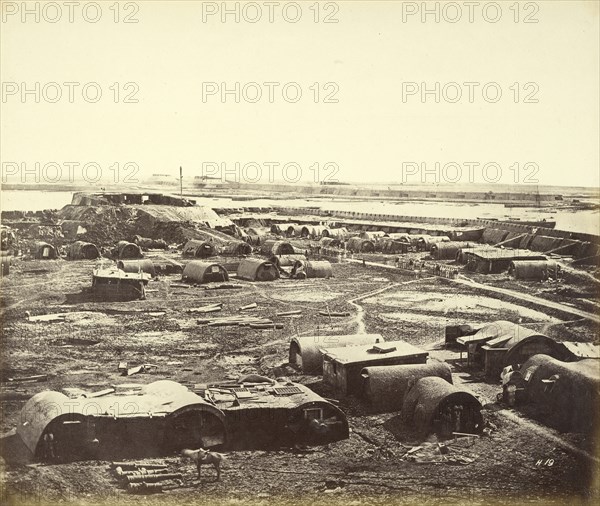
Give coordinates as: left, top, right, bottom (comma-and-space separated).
458, 320, 565, 380
323, 341, 429, 395
508, 260, 560, 281
244, 228, 269, 246
306, 225, 330, 238
289, 334, 384, 374
151, 257, 184, 275
270, 254, 306, 269
244, 234, 262, 246
33, 241, 58, 259
326, 228, 348, 239
320, 237, 343, 249
116, 241, 143, 259
182, 260, 229, 284
271, 223, 296, 235
286, 224, 305, 237
237, 258, 280, 281
66, 241, 101, 260
519, 354, 599, 433
117, 259, 157, 278
221, 240, 252, 256
291, 260, 333, 279
361, 362, 453, 412
16, 381, 227, 461
430, 241, 473, 260
415, 235, 450, 252
378, 238, 409, 254
182, 239, 218, 258
261, 240, 295, 256
214, 380, 349, 449
359, 231, 387, 240
346, 237, 375, 253
401, 377, 483, 438
387, 233, 412, 242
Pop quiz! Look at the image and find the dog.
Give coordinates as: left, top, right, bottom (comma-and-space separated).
181, 448, 225, 481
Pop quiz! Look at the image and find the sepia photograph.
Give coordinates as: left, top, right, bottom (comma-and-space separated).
0, 1, 599, 504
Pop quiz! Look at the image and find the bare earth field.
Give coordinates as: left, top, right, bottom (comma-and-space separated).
1, 255, 599, 505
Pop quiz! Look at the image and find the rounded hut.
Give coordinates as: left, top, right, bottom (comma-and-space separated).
237, 258, 280, 281
67, 241, 101, 260
361, 362, 453, 413
261, 240, 295, 257
182, 239, 218, 258
291, 260, 333, 279
117, 259, 157, 277
116, 241, 142, 259
401, 377, 483, 438
346, 237, 375, 253
182, 260, 229, 284
289, 334, 384, 374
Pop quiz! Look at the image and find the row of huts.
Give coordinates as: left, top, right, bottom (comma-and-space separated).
16, 378, 349, 462
288, 334, 484, 438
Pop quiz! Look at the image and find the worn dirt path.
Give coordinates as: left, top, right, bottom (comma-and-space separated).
346, 257, 599, 323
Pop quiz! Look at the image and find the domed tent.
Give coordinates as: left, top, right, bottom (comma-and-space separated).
415, 235, 450, 252
519, 354, 599, 433
211, 379, 349, 449
33, 242, 58, 259
320, 237, 343, 249
182, 260, 229, 284
237, 258, 280, 281
430, 242, 474, 260
401, 376, 483, 438
117, 259, 157, 278
261, 240, 295, 256
457, 320, 562, 379
289, 334, 385, 374
387, 233, 411, 243
361, 362, 453, 413
270, 254, 306, 269
16, 381, 227, 461
306, 225, 330, 238
115, 241, 143, 259
66, 241, 101, 260
286, 224, 305, 237
291, 260, 333, 279
359, 231, 387, 240
346, 237, 375, 253
271, 223, 297, 235
182, 239, 218, 258
221, 240, 252, 256
378, 238, 409, 254
508, 260, 560, 281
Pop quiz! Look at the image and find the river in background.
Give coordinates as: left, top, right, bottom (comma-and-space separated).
1, 189, 598, 236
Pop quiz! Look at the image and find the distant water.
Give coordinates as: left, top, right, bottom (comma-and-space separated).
1, 190, 598, 236
1, 190, 74, 212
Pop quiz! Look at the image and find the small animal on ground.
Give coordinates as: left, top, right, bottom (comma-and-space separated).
181, 448, 226, 481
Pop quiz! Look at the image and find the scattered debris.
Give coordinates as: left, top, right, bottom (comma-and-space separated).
318, 311, 351, 317
276, 309, 302, 316
186, 303, 223, 314
5, 374, 48, 383
240, 302, 258, 311
26, 312, 67, 323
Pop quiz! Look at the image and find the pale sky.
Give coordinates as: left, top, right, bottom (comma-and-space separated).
1, 0, 599, 187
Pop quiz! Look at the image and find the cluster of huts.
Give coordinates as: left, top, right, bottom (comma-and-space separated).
16, 378, 349, 462
447, 320, 600, 433
22, 219, 573, 283
288, 334, 484, 438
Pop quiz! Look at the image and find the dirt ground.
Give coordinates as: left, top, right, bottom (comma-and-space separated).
1, 254, 599, 505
